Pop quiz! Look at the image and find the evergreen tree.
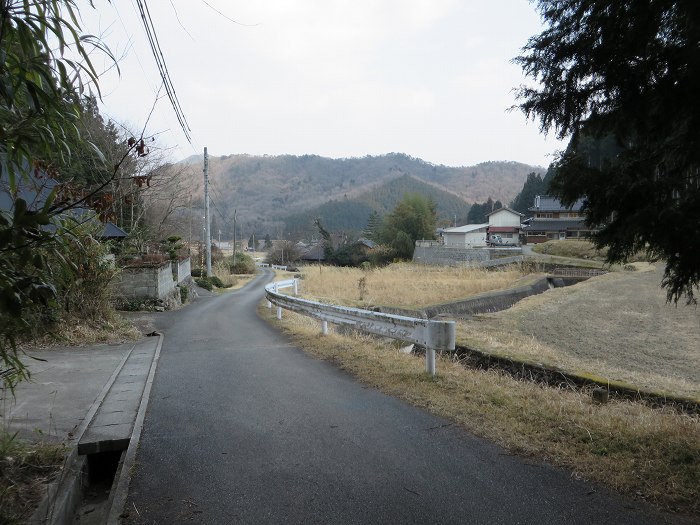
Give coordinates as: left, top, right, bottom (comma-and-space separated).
515, 0, 700, 303
510, 171, 553, 216
467, 198, 502, 223
363, 211, 383, 241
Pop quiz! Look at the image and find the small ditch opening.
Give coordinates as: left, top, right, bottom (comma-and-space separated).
77, 450, 124, 522
86, 450, 122, 489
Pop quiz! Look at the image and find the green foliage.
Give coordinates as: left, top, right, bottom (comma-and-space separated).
467, 197, 502, 224
50, 221, 118, 322
208, 275, 225, 288
391, 231, 415, 260
0, 199, 56, 387
515, 0, 700, 303
191, 268, 204, 278
179, 285, 189, 303
195, 277, 213, 291
363, 211, 383, 241
510, 170, 553, 216
229, 252, 256, 274
0, 1, 121, 386
376, 193, 437, 261
195, 276, 230, 290
283, 174, 468, 238
380, 194, 437, 243
162, 236, 184, 260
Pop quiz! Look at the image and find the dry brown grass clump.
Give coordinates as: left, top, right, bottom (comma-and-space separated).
299, 263, 526, 309
262, 307, 700, 516
26, 313, 141, 349
0, 434, 65, 524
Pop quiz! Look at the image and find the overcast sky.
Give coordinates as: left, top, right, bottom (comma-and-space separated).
86, 0, 564, 168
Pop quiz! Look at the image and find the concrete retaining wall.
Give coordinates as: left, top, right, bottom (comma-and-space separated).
377, 276, 554, 319
413, 246, 489, 266
173, 257, 191, 284
413, 246, 522, 267
423, 277, 552, 317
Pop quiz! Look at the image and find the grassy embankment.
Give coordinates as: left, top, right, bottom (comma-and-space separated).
262, 258, 700, 516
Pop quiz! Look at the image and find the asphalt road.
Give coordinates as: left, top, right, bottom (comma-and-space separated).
125, 271, 681, 524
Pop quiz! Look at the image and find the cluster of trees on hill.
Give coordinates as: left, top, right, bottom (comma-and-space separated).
283, 175, 468, 239
313, 193, 438, 267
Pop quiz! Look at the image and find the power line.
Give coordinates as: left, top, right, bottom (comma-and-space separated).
199, 0, 259, 27
135, 0, 192, 143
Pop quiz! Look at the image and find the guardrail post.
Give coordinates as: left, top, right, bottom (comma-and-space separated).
277, 306, 282, 320
267, 299, 272, 308
293, 279, 298, 295
321, 320, 328, 336
426, 348, 436, 376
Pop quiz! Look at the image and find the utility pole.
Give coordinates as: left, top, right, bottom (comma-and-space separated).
232, 209, 237, 271
203, 147, 212, 277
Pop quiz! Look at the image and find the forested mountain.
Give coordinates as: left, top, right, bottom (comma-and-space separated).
282, 175, 470, 238
178, 153, 544, 240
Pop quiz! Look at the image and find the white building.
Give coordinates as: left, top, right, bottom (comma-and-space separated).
486, 207, 524, 245
442, 223, 489, 247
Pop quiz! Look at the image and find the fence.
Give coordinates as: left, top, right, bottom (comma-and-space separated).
265, 279, 455, 375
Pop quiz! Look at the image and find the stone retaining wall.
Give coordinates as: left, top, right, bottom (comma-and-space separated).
113, 257, 193, 303
112, 261, 175, 301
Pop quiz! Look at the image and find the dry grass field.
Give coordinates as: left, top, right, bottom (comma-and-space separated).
459, 263, 700, 400
265, 261, 700, 515
298, 263, 527, 308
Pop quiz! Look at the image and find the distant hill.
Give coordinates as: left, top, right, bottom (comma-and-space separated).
283, 174, 471, 238
176, 153, 544, 240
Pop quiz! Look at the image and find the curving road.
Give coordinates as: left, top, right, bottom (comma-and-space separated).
124, 271, 679, 524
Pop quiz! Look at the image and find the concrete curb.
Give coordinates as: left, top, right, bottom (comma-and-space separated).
106, 333, 164, 524
28, 344, 137, 525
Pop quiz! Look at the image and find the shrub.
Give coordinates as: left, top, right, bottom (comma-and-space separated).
209, 276, 225, 288
229, 252, 256, 274
191, 268, 204, 278
179, 285, 189, 303
195, 277, 213, 291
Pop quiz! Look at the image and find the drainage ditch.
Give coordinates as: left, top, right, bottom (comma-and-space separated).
75, 450, 124, 524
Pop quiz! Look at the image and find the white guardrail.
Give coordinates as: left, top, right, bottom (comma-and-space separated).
265, 279, 456, 375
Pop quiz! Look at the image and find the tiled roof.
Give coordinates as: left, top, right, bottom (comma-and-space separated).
524, 218, 592, 232
488, 226, 520, 233
529, 195, 586, 212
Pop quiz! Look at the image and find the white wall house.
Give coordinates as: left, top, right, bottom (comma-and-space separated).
486, 206, 524, 245
442, 223, 489, 247
487, 207, 523, 228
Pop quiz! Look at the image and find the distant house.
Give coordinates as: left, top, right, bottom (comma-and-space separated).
442, 223, 489, 247
486, 206, 524, 245
522, 195, 596, 243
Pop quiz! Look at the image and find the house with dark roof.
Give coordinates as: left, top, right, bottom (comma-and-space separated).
0, 170, 127, 240
522, 195, 597, 243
